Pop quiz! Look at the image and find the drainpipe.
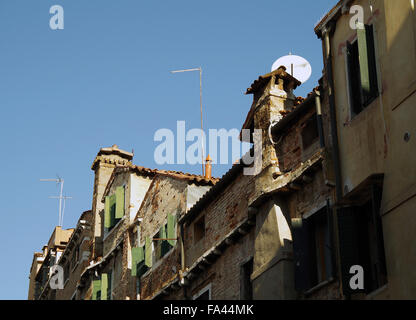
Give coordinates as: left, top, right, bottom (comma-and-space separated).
322, 24, 349, 299
179, 223, 190, 300
314, 89, 326, 148
323, 26, 343, 200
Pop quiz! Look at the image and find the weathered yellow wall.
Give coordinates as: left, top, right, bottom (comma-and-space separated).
329, 0, 416, 299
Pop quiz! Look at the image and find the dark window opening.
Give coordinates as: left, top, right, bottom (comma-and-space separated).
240, 258, 253, 300
347, 24, 378, 117
194, 216, 205, 243
153, 226, 173, 263
292, 205, 334, 292
302, 113, 319, 150
338, 184, 387, 295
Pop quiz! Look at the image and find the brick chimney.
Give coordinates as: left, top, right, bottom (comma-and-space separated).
90, 144, 133, 260
242, 66, 300, 202
242, 67, 301, 300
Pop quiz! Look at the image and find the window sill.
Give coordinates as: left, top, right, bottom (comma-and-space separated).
304, 277, 336, 296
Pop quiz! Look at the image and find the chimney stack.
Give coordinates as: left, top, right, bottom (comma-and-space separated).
205, 155, 212, 179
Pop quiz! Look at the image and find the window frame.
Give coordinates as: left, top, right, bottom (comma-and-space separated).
345, 23, 380, 119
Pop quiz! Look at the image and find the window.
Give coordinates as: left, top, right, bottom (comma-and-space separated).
301, 113, 319, 150
240, 258, 253, 300
346, 24, 378, 116
107, 271, 113, 300
104, 186, 125, 232
153, 225, 173, 264
92, 278, 101, 300
338, 184, 387, 295
292, 205, 334, 291
193, 284, 211, 300
194, 215, 205, 244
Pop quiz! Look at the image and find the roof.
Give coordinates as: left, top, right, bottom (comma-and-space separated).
91, 144, 133, 170
314, 0, 352, 37
178, 153, 249, 225
246, 66, 301, 95
101, 163, 219, 202
96, 144, 133, 159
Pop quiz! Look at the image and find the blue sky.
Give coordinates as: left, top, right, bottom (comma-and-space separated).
0, 0, 336, 299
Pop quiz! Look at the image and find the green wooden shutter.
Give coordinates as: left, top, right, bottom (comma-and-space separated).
292, 218, 313, 291
160, 224, 171, 257
109, 194, 116, 227
115, 186, 125, 219
145, 237, 152, 268
131, 247, 144, 277
101, 273, 108, 300
92, 279, 101, 300
167, 214, 177, 246
357, 23, 370, 97
337, 207, 360, 295
104, 196, 111, 229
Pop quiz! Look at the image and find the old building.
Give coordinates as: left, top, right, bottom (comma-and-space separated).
315, 0, 416, 299
28, 226, 74, 300
55, 210, 93, 300
28, 0, 416, 300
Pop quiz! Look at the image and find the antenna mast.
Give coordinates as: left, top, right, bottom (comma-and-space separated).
40, 177, 72, 226
170, 67, 205, 175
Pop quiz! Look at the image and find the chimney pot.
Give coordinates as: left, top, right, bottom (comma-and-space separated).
205, 155, 212, 179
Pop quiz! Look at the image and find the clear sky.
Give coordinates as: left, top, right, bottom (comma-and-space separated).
0, 0, 336, 299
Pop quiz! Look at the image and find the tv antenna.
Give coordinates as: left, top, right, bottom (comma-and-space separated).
271, 53, 312, 84
40, 176, 72, 227
170, 67, 205, 176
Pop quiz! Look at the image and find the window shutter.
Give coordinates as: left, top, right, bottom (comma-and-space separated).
100, 273, 108, 300
160, 224, 171, 256
167, 213, 177, 246
131, 247, 144, 277
104, 196, 111, 229
145, 237, 152, 268
292, 218, 313, 291
337, 207, 360, 295
357, 24, 371, 97
115, 186, 125, 219
92, 279, 101, 300
109, 194, 116, 227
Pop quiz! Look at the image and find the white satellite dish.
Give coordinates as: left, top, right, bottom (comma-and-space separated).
271, 54, 312, 84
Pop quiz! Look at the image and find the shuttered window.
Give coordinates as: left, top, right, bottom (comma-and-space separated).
145, 237, 152, 268
100, 273, 108, 300
105, 186, 125, 231
347, 24, 378, 116
131, 247, 144, 277
115, 186, 125, 219
338, 185, 387, 295
167, 213, 177, 246
92, 279, 101, 300
292, 205, 334, 292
